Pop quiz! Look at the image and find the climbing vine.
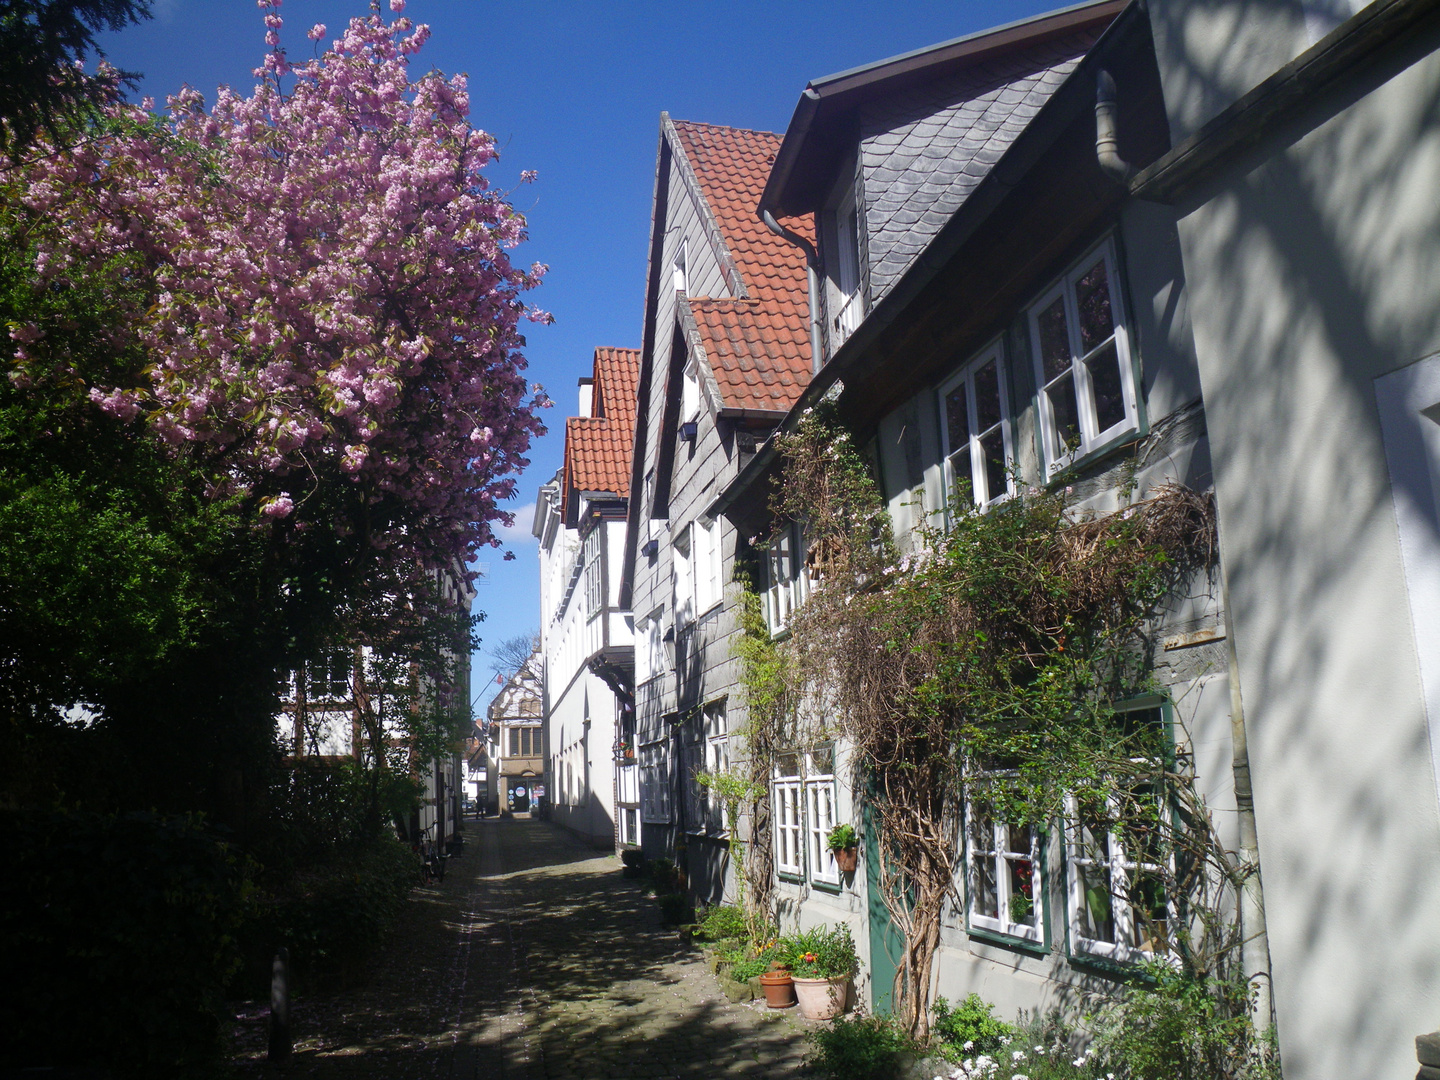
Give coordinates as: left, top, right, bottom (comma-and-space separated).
759, 404, 1258, 1048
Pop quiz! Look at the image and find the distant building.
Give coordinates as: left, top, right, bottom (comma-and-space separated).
485, 650, 544, 814
535, 347, 641, 848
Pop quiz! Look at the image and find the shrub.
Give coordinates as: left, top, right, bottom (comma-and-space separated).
620, 847, 645, 868
0, 808, 249, 1078
1088, 965, 1280, 1080
236, 834, 417, 992
786, 923, 859, 979
932, 994, 1016, 1059
646, 856, 682, 893
809, 1012, 916, 1080
657, 891, 693, 926
694, 903, 748, 944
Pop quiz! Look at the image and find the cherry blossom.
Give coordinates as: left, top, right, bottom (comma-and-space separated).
9, 1, 550, 588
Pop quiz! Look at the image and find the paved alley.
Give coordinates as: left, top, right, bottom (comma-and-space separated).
233, 817, 814, 1079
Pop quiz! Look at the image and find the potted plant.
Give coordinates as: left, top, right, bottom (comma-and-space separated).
753, 938, 796, 1008
826, 822, 860, 874
784, 924, 859, 1020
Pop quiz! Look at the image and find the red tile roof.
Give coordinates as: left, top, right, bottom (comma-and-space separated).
669, 121, 814, 415
563, 346, 641, 518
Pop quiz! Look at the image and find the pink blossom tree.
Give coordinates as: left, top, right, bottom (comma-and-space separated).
11, 0, 550, 600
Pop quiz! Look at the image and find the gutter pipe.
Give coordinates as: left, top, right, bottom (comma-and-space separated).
1095, 68, 1136, 184
762, 208, 825, 376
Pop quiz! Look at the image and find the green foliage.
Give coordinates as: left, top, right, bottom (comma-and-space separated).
932, 994, 1016, 1058
767, 405, 1224, 1035
1088, 965, 1280, 1080
0, 807, 248, 1078
722, 935, 790, 981
694, 903, 749, 944
645, 856, 682, 893
827, 822, 859, 851
809, 1012, 918, 1080
785, 923, 859, 979
0, 0, 153, 158
656, 892, 694, 926
237, 834, 417, 993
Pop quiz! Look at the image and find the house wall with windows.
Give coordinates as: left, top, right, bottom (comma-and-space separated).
713, 0, 1256, 1023
1142, 0, 1440, 1075
622, 116, 814, 903
535, 347, 640, 849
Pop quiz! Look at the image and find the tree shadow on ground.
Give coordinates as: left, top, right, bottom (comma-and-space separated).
230, 817, 815, 1079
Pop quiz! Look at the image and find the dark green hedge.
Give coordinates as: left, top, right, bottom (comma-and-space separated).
0, 808, 248, 1078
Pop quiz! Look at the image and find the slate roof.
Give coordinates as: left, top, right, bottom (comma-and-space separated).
563, 346, 641, 518
860, 25, 1103, 299
669, 121, 814, 415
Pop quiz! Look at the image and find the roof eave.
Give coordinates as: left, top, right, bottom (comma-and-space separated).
759, 0, 1127, 219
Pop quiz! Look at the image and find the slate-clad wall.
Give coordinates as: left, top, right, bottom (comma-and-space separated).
856, 28, 1099, 303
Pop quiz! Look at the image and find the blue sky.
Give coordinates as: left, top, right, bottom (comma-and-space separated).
100, 0, 1060, 714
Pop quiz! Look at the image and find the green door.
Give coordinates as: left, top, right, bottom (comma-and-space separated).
863, 811, 904, 1015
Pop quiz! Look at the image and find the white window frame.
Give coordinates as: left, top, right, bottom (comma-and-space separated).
682, 355, 701, 423
582, 527, 603, 620
672, 237, 688, 295
1065, 704, 1174, 964
703, 700, 728, 834
673, 528, 694, 628
763, 522, 810, 636
694, 518, 723, 616
939, 340, 1015, 513
804, 748, 840, 886
773, 764, 804, 879
965, 811, 1043, 944
1028, 238, 1138, 478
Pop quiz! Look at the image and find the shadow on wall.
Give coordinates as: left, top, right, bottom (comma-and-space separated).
1168, 20, 1440, 1080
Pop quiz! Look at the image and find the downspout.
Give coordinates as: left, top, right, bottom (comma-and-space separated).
1094, 69, 1136, 184
762, 209, 825, 375
1220, 563, 1274, 1032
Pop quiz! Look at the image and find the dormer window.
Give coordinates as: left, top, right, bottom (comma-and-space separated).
830, 183, 863, 347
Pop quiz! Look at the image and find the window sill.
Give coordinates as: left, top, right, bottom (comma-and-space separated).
965, 924, 1049, 959
809, 877, 843, 895
1043, 423, 1142, 486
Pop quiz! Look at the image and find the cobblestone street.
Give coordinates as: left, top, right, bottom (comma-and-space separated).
233, 817, 814, 1079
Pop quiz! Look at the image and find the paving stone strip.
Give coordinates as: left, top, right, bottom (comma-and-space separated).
233, 817, 815, 1079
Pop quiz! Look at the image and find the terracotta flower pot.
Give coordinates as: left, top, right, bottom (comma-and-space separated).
792, 975, 851, 1020
757, 970, 796, 1009
833, 846, 858, 873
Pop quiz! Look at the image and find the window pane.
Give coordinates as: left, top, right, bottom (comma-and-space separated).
1078, 861, 1115, 943
972, 854, 998, 918
945, 383, 970, 450
1047, 374, 1081, 451
1037, 296, 1071, 381
810, 745, 834, 774
1075, 259, 1114, 353
1127, 869, 1169, 951
509, 728, 519, 756
980, 429, 1007, 503
949, 448, 973, 506
1088, 341, 1127, 431
974, 360, 1002, 433
1007, 855, 1036, 926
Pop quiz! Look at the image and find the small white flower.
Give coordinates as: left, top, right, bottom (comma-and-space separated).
1073, 1057, 1088, 1067
1000, 1036, 1013, 1046
963, 1041, 975, 1051
1011, 1049, 1026, 1062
